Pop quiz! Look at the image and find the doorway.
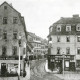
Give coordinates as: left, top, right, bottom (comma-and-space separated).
1, 63, 7, 75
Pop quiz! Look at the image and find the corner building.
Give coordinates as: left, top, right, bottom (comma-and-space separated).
48, 14, 80, 71
0, 2, 27, 75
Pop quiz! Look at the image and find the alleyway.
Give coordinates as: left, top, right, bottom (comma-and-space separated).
30, 59, 62, 80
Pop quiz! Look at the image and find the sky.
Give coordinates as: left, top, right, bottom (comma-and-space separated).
0, 0, 80, 39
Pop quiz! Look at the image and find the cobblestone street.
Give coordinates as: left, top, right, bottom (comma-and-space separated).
30, 59, 62, 80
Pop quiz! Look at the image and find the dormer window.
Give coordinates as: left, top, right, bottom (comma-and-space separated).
66, 25, 71, 31
57, 25, 61, 32
76, 24, 80, 31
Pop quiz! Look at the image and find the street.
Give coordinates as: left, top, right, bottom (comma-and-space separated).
30, 59, 62, 80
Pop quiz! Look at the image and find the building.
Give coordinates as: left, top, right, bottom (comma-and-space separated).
0, 1, 27, 76
28, 32, 48, 59
48, 14, 80, 72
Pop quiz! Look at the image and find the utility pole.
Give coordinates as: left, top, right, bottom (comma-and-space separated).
62, 52, 65, 77
18, 35, 21, 80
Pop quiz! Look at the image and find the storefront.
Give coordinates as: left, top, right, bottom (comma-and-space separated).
48, 55, 75, 72
0, 56, 24, 76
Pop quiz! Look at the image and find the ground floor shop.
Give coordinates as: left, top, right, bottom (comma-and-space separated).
47, 55, 75, 72
0, 58, 25, 76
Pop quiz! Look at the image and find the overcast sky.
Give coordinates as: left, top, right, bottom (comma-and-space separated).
0, 0, 80, 39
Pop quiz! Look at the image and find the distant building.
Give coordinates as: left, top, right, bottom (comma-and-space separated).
48, 14, 80, 71
28, 32, 48, 59
0, 2, 27, 76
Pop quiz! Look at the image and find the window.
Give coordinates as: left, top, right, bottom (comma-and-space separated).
76, 60, 80, 68
57, 25, 61, 32
13, 31, 17, 39
13, 17, 17, 24
77, 36, 80, 42
3, 17, 7, 24
3, 31, 7, 39
2, 46, 7, 55
57, 47, 60, 54
77, 48, 80, 54
66, 36, 70, 42
57, 36, 60, 42
66, 25, 71, 31
12, 46, 17, 55
76, 24, 80, 31
66, 47, 70, 54
4, 6, 7, 9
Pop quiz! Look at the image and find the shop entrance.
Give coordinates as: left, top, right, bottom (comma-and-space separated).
1, 63, 7, 75
64, 60, 70, 71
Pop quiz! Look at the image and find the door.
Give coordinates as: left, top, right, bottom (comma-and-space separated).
1, 63, 7, 75
69, 62, 75, 71
65, 60, 69, 71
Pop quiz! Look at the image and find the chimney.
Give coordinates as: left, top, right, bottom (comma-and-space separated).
73, 14, 79, 18
10, 3, 12, 7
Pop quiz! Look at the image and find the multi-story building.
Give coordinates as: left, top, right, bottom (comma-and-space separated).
48, 14, 80, 71
0, 1, 27, 76
28, 32, 48, 59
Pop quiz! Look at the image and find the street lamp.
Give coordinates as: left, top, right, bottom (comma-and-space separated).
62, 52, 65, 76
23, 42, 26, 77
18, 35, 21, 80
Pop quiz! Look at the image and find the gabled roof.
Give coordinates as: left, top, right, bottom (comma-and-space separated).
0, 1, 20, 14
0, 1, 28, 41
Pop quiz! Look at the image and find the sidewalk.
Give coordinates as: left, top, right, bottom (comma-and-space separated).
45, 60, 80, 80
20, 62, 30, 80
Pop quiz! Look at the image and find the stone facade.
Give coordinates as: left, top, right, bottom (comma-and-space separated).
0, 1, 27, 75
48, 14, 80, 71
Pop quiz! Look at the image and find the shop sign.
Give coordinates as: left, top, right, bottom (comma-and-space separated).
0, 56, 23, 60
49, 55, 74, 60
0, 57, 15, 60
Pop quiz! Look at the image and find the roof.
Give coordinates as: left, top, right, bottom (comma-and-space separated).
28, 32, 48, 44
0, 1, 20, 14
48, 15, 80, 37
55, 17, 80, 24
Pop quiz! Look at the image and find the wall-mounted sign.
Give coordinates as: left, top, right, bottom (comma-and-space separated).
0, 56, 23, 60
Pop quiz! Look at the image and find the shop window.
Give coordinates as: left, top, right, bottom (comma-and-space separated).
76, 60, 80, 68
13, 31, 17, 39
13, 17, 17, 24
57, 36, 60, 42
3, 31, 7, 39
3, 17, 7, 24
66, 36, 70, 42
66, 47, 70, 54
57, 47, 60, 54
77, 36, 80, 42
77, 48, 80, 54
2, 46, 7, 55
12, 46, 17, 55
